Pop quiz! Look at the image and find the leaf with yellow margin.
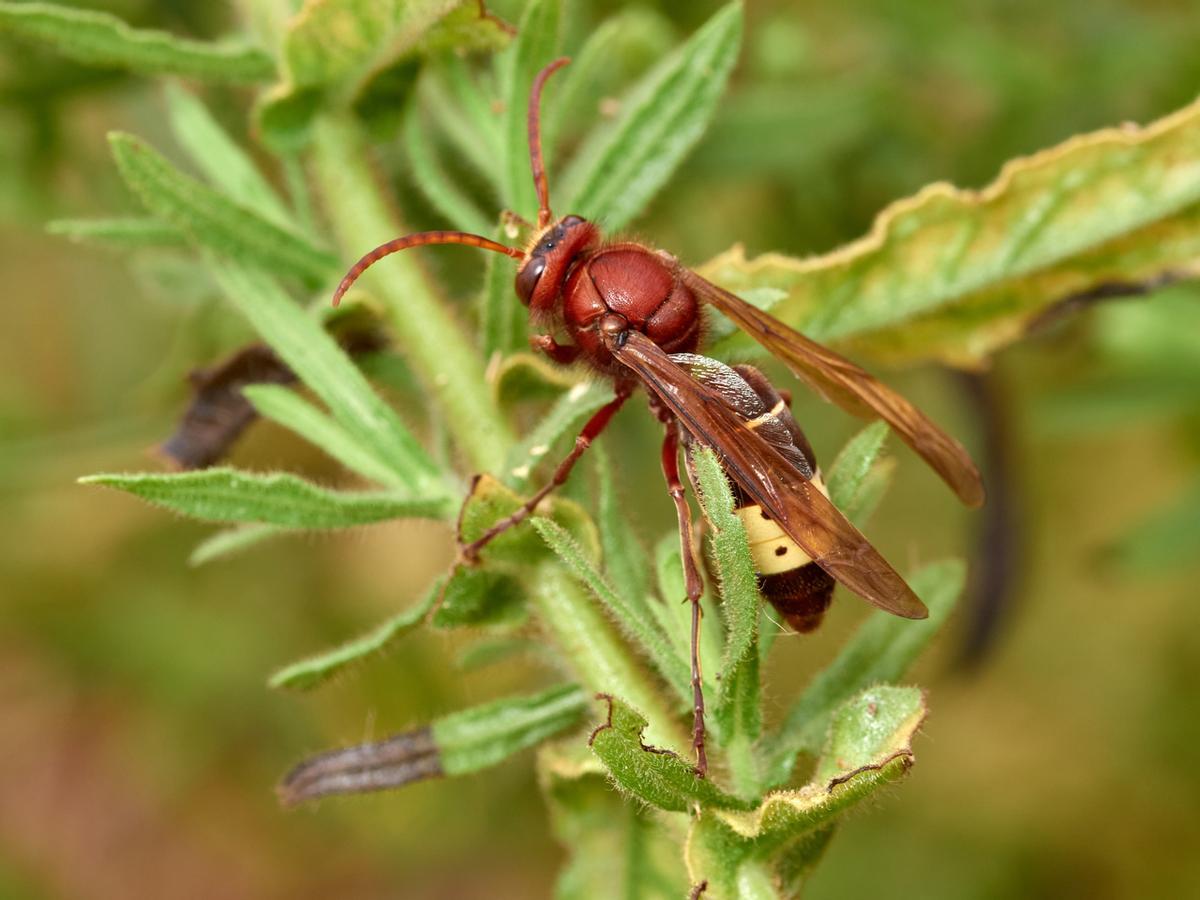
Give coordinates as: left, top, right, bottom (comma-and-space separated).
685, 686, 926, 898
701, 98, 1200, 368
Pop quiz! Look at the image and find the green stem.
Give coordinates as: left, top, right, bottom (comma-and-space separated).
310, 114, 516, 475
531, 564, 686, 751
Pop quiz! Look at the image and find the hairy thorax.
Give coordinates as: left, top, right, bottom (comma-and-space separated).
562, 243, 702, 373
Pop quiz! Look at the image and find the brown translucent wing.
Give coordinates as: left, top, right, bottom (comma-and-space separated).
678, 268, 985, 508
611, 331, 927, 619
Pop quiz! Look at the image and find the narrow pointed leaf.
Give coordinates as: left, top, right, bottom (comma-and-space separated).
764, 559, 964, 785
0, 2, 274, 82
651, 533, 721, 696
479, 221, 529, 360
46, 216, 184, 248
594, 442, 651, 611
454, 637, 550, 672
436, 683, 588, 775
691, 449, 759, 699
542, 9, 674, 156
531, 517, 691, 705
108, 133, 337, 284
500, 0, 561, 217
561, 1, 742, 230
209, 262, 448, 496
189, 523, 285, 566
825, 421, 889, 511
164, 83, 292, 228
270, 581, 440, 690
423, 57, 503, 187
588, 695, 752, 813
403, 96, 493, 233
80, 469, 452, 528
280, 682, 580, 804
843, 458, 896, 529
1113, 477, 1200, 572
243, 384, 407, 488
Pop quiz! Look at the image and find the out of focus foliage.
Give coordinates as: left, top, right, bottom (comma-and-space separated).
1, 1, 1198, 898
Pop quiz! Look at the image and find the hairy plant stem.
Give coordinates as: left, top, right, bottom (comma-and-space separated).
531, 564, 686, 751
311, 114, 516, 475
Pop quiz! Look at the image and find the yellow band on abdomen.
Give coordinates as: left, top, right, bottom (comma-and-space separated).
736, 504, 810, 575
733, 474, 827, 576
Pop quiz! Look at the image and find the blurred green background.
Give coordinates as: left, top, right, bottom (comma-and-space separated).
2, 1, 1199, 897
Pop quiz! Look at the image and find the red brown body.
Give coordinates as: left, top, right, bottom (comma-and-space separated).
562, 244, 703, 373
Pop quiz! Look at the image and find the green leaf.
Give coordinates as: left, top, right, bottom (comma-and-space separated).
763, 559, 964, 786
403, 94, 493, 234
531, 518, 691, 705
494, 351, 584, 406
478, 221, 529, 360
80, 468, 451, 528
686, 687, 926, 897
163, 83, 292, 229
311, 116, 517, 474
561, 1, 743, 230
502, 380, 613, 491
280, 681, 581, 804
108, 132, 338, 284
701, 97, 1200, 368
260, 0, 511, 149
454, 637, 550, 672
824, 421, 889, 512
650, 533, 722, 696
435, 683, 588, 775
243, 384, 407, 489
0, 2, 275, 82
270, 581, 439, 690
690, 447, 763, 796
813, 686, 926, 783
46, 216, 185, 248
539, 739, 687, 900
423, 55, 503, 188
500, 0, 561, 217
542, 8, 674, 158
690, 449, 759, 695
593, 442, 651, 613
1112, 477, 1200, 573
189, 523, 285, 566
843, 458, 896, 529
209, 262, 449, 497
433, 567, 526, 629
453, 474, 598, 568
588, 695, 752, 813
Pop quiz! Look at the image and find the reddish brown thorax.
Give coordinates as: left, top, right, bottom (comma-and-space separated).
516, 218, 702, 374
